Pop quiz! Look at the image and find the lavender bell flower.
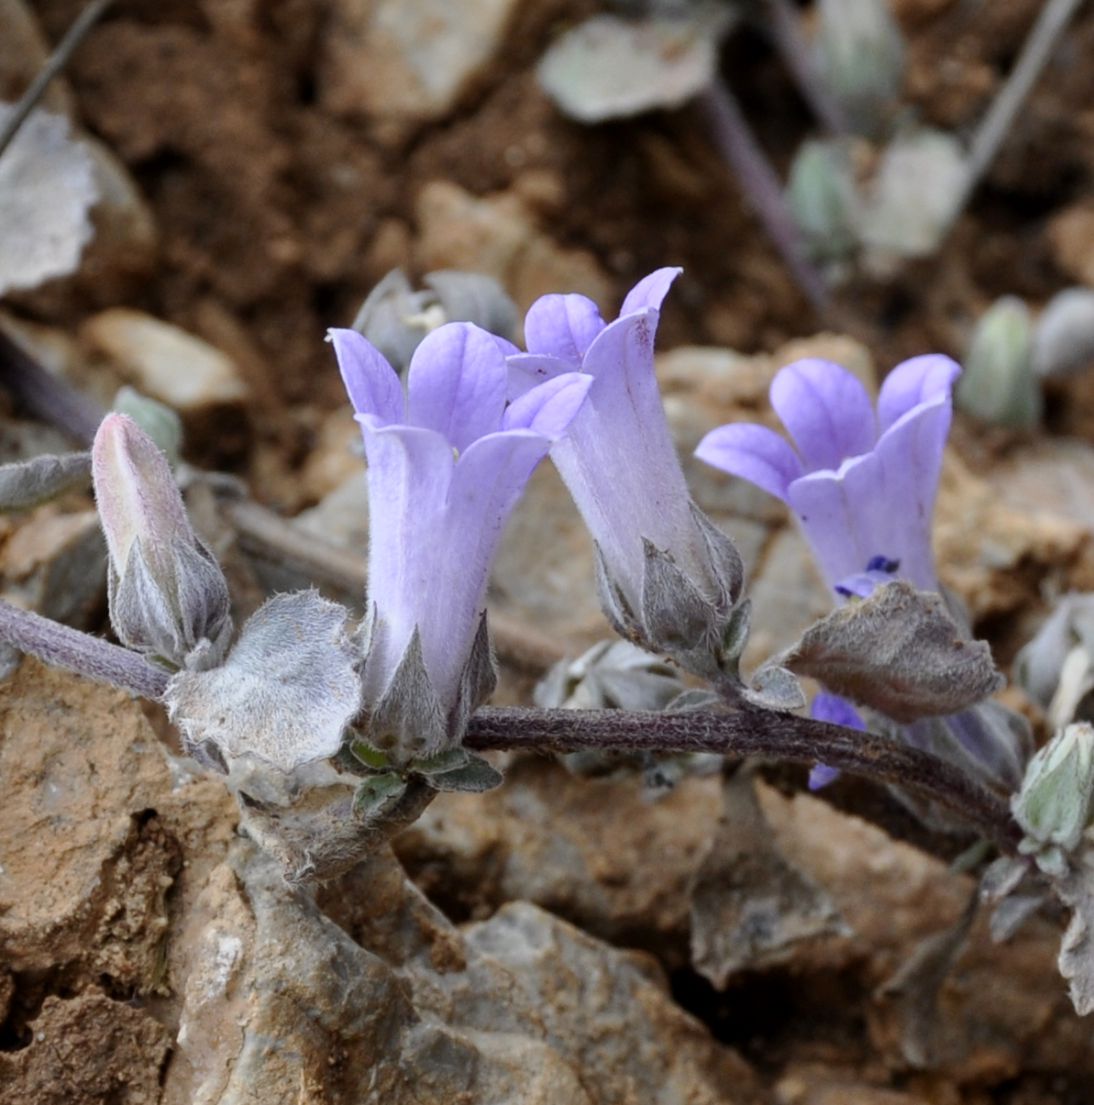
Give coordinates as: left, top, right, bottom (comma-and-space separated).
697, 355, 1031, 794
330, 321, 592, 765
507, 269, 743, 673
695, 354, 959, 594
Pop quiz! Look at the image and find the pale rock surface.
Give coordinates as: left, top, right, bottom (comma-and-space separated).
935, 451, 1089, 621
0, 506, 106, 627
82, 309, 249, 412
0, 663, 767, 1104
414, 181, 613, 313
79, 136, 159, 290
321, 0, 519, 126
169, 838, 767, 1105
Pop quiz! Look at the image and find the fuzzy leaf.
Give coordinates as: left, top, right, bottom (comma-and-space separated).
166, 591, 361, 773
0, 106, 98, 296
1055, 853, 1094, 1015
353, 773, 408, 820
424, 752, 504, 793
743, 663, 806, 711
779, 581, 1002, 723
0, 451, 90, 511
537, 11, 730, 123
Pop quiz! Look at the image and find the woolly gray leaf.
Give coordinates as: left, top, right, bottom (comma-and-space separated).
537, 12, 729, 123
367, 626, 448, 763
743, 664, 806, 711
166, 591, 360, 773
423, 270, 519, 342
424, 752, 504, 793
0, 451, 90, 511
640, 538, 714, 651
352, 773, 408, 821
779, 581, 1002, 723
0, 106, 98, 295
1055, 853, 1094, 1016
691, 502, 744, 607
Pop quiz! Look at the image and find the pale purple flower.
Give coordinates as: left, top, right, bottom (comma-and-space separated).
330, 321, 591, 757
507, 269, 742, 666
696, 354, 960, 595
808, 692, 865, 790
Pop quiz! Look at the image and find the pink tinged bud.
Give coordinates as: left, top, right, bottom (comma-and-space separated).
91, 414, 231, 669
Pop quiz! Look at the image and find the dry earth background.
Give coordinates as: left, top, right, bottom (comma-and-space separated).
2, 0, 1094, 1102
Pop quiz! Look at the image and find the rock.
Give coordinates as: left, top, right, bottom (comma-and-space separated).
81, 309, 250, 413
774, 1068, 931, 1105
170, 838, 767, 1105
414, 180, 612, 313
935, 452, 1088, 621
745, 527, 834, 668
1047, 203, 1094, 287
0, 506, 106, 627
491, 460, 609, 648
167, 842, 422, 1105
297, 406, 362, 503
78, 137, 159, 293
0, 661, 184, 989
397, 756, 721, 957
293, 469, 369, 551
0, 988, 171, 1105
320, 0, 520, 128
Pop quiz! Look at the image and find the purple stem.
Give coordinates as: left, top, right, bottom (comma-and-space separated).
765, 0, 848, 134
698, 77, 831, 314
465, 704, 1020, 855
0, 328, 104, 445
0, 598, 169, 699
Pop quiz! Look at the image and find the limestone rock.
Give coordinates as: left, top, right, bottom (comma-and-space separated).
321, 0, 519, 127
414, 180, 612, 313
0, 507, 106, 627
0, 988, 170, 1105
398, 756, 721, 958
82, 309, 249, 412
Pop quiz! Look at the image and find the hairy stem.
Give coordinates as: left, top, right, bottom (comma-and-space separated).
0, 598, 168, 699
764, 0, 848, 134
945, 0, 1082, 238
465, 704, 1021, 854
0, 328, 104, 445
698, 77, 831, 314
0, 0, 115, 160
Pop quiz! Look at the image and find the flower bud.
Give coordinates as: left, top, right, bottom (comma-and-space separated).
1012, 722, 1094, 875
816, 0, 904, 136
957, 296, 1041, 428
786, 140, 859, 264
1033, 287, 1094, 379
92, 413, 231, 669
351, 268, 518, 373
